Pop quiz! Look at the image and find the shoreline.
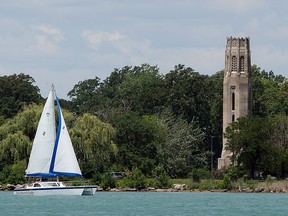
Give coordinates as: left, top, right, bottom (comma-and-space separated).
2, 181, 288, 194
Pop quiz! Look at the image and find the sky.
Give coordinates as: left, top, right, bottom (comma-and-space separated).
1, 0, 288, 99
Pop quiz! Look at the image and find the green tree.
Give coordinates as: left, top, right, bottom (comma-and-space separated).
207, 71, 224, 135
100, 64, 166, 117
69, 113, 117, 177
251, 65, 288, 116
0, 132, 31, 167
164, 64, 210, 127
225, 116, 275, 179
206, 71, 224, 162
68, 77, 102, 114
0, 73, 41, 118
111, 111, 166, 175
269, 115, 288, 178
157, 112, 209, 178
0, 160, 27, 184
0, 104, 42, 170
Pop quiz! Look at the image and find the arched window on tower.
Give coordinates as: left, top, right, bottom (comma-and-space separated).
240, 56, 245, 72
232, 92, 235, 111
232, 56, 237, 71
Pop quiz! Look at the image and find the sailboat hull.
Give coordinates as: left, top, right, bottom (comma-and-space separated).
14, 185, 97, 196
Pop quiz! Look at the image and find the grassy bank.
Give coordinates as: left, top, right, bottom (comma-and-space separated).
95, 172, 288, 192
170, 178, 288, 192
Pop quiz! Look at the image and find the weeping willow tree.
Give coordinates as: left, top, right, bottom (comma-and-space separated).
0, 104, 41, 183
69, 113, 117, 177
0, 104, 41, 164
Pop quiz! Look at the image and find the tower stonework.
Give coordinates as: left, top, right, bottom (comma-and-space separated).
218, 37, 252, 169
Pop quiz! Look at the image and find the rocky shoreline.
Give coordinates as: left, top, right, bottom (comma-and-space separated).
2, 183, 288, 193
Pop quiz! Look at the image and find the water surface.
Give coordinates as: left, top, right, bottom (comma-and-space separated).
1, 191, 287, 215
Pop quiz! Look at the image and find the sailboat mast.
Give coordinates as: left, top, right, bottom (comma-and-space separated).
51, 84, 55, 95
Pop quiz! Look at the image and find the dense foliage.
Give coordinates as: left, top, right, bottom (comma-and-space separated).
1, 63, 288, 184
0, 73, 41, 119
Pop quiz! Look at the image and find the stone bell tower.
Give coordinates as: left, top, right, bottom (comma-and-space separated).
218, 37, 252, 169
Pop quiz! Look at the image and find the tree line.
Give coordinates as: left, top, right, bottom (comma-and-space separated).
0, 64, 287, 183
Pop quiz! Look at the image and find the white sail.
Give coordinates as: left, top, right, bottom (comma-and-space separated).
51, 97, 82, 176
15, 86, 97, 196
26, 89, 56, 177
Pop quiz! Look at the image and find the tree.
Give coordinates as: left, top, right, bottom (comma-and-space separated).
68, 77, 102, 114
251, 65, 288, 116
0, 132, 31, 167
206, 71, 224, 161
164, 64, 210, 127
0, 104, 42, 169
207, 71, 224, 135
100, 64, 166, 116
269, 115, 288, 178
225, 116, 275, 178
69, 113, 117, 177
0, 73, 41, 118
111, 111, 166, 175
157, 111, 209, 178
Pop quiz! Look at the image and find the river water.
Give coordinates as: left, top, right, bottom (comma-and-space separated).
1, 191, 287, 215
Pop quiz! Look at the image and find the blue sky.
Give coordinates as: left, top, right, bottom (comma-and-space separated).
1, 0, 288, 99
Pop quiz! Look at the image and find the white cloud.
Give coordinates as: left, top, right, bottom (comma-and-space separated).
82, 30, 125, 49
30, 25, 64, 55
32, 35, 59, 55
36, 25, 64, 42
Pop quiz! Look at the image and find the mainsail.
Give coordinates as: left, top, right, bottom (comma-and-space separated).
26, 89, 56, 177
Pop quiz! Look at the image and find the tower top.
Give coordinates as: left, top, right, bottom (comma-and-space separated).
226, 36, 250, 48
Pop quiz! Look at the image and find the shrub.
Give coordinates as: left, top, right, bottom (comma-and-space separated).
224, 166, 238, 181
189, 168, 210, 182
152, 173, 171, 189
92, 172, 102, 185
100, 173, 116, 190
222, 174, 232, 189
151, 165, 171, 189
123, 167, 146, 189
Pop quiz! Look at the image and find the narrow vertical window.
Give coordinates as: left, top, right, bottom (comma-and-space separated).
232, 114, 235, 122
232, 56, 237, 71
232, 92, 235, 111
240, 56, 245, 72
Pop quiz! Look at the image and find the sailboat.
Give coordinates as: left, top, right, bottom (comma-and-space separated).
14, 85, 97, 196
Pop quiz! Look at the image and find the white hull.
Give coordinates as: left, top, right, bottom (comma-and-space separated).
14, 185, 97, 196
14, 187, 84, 196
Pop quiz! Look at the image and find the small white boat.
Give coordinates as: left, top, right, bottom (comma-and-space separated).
14, 85, 97, 196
